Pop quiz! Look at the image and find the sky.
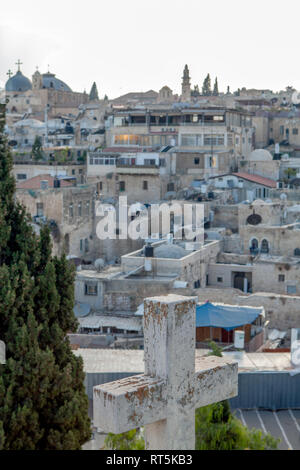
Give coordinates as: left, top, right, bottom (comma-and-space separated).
1, 0, 300, 98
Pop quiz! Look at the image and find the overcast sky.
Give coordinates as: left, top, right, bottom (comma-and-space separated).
1, 0, 300, 98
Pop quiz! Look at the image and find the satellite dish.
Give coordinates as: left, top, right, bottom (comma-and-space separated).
292, 91, 300, 105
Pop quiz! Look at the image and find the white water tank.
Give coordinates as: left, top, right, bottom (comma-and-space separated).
234, 330, 245, 349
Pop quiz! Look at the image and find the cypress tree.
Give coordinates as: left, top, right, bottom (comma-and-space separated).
213, 77, 219, 96
0, 103, 91, 449
31, 136, 43, 161
202, 74, 212, 96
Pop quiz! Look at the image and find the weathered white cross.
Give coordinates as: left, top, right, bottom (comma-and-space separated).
93, 294, 238, 450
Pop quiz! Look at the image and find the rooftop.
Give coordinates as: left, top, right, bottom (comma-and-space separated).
75, 348, 293, 373
16, 174, 74, 189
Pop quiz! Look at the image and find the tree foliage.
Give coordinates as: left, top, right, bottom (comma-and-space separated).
0, 104, 91, 449
31, 136, 43, 161
202, 74, 212, 96
213, 77, 219, 96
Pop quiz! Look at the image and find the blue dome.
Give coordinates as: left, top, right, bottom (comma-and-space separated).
42, 73, 72, 92
5, 71, 32, 92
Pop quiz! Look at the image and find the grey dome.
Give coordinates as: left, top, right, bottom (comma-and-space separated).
5, 71, 32, 92
42, 73, 72, 92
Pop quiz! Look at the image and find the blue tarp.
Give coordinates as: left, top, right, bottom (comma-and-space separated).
196, 302, 263, 331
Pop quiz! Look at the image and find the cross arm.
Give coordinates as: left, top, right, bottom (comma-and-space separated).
93, 374, 167, 434
193, 356, 238, 409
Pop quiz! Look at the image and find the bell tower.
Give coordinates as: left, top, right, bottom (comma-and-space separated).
181, 64, 191, 102
32, 68, 42, 90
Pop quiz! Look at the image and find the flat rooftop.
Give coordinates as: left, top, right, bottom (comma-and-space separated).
74, 349, 293, 373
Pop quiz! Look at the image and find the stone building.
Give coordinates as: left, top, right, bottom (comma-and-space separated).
16, 174, 97, 259
5, 63, 89, 118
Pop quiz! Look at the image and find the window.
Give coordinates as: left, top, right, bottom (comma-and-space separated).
86, 201, 90, 216
278, 275, 285, 282
72, 169, 75, 175
69, 204, 73, 218
84, 283, 98, 296
204, 135, 225, 146
167, 182, 175, 192
280, 126, 284, 135
293, 128, 299, 135
227, 134, 233, 146
143, 181, 148, 190
250, 238, 259, 253
40, 180, 49, 190
217, 277, 223, 283
78, 201, 82, 217
114, 135, 140, 146
119, 181, 126, 191
84, 238, 89, 253
294, 248, 300, 257
17, 174, 27, 180
181, 134, 197, 146
159, 158, 166, 167
194, 280, 201, 289
261, 239, 269, 254
194, 158, 200, 165
36, 203, 44, 217
287, 285, 297, 295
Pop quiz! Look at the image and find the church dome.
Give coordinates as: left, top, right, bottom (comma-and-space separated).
249, 149, 273, 161
5, 71, 32, 92
41, 73, 72, 92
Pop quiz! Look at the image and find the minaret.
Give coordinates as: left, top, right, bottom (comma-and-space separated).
181, 64, 191, 102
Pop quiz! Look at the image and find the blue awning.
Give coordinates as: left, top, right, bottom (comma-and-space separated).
196, 302, 263, 331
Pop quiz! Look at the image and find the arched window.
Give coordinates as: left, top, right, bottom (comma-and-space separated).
261, 239, 269, 254
250, 238, 259, 254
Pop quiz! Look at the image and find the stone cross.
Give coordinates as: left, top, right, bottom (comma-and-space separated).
93, 295, 238, 450
15, 60, 23, 72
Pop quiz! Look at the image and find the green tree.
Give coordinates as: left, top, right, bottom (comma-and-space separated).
284, 168, 297, 181
191, 85, 200, 97
213, 77, 219, 96
31, 136, 43, 161
202, 74, 212, 96
105, 429, 145, 450
0, 103, 91, 449
195, 401, 279, 450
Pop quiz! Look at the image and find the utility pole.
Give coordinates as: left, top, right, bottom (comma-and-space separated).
44, 104, 50, 148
